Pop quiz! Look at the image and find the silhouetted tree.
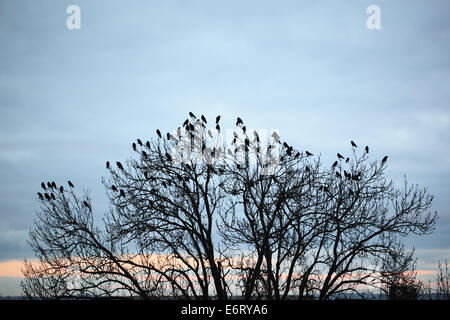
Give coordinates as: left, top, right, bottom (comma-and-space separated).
22, 114, 437, 300
378, 243, 423, 300
436, 259, 450, 299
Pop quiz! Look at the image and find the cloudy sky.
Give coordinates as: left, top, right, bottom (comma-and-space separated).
1, 0, 449, 295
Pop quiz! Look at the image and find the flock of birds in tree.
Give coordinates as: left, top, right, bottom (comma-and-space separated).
38, 113, 389, 203
37, 180, 90, 209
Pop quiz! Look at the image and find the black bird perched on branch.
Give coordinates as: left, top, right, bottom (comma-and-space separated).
51, 193, 56, 200
132, 142, 137, 151
216, 124, 220, 131
44, 193, 50, 201
142, 150, 148, 158
156, 129, 162, 139
165, 152, 172, 162
106, 161, 110, 169
116, 161, 124, 170
283, 142, 289, 149
236, 117, 243, 126
295, 152, 300, 159
59, 186, 64, 193
351, 140, 357, 148
337, 153, 344, 160
382, 156, 388, 164
332, 161, 338, 168
183, 119, 189, 127
146, 141, 151, 148
189, 112, 196, 119
167, 132, 171, 140
52, 181, 57, 189
111, 185, 118, 192
201, 115, 207, 123
216, 115, 221, 123
83, 200, 90, 208
47, 182, 52, 189
120, 189, 125, 198
305, 151, 313, 156
365, 146, 369, 154
344, 170, 350, 179
336, 172, 342, 179
137, 139, 143, 146
346, 157, 350, 163
68, 181, 74, 188
41, 182, 46, 190
37, 192, 43, 200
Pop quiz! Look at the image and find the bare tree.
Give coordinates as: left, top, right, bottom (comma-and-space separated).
23, 114, 437, 300
378, 243, 423, 300
436, 260, 450, 299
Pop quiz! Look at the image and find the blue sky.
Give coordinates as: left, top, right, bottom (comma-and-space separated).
1, 0, 450, 295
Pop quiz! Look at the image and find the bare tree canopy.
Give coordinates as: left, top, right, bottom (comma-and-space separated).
22, 114, 437, 300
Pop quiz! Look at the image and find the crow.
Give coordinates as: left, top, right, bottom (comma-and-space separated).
68, 180, 74, 188
216, 124, 220, 131
336, 172, 342, 179
83, 200, 90, 208
346, 157, 350, 163
189, 112, 196, 119
51, 181, 57, 189
167, 132, 171, 140
41, 182, 46, 190
106, 161, 110, 169
47, 182, 52, 189
142, 150, 148, 158
216, 115, 221, 123
51, 193, 56, 200
59, 186, 64, 193
365, 146, 369, 154
111, 185, 118, 192
201, 115, 207, 123
44, 193, 50, 201
116, 161, 124, 170
165, 152, 172, 162
351, 140, 357, 148
337, 153, 344, 160
236, 117, 243, 126
242, 126, 246, 134
183, 119, 189, 127
295, 152, 300, 159
146, 141, 151, 148
332, 161, 338, 168
137, 139, 143, 146
305, 151, 313, 156
382, 156, 388, 164
120, 189, 125, 198
283, 142, 289, 149
132, 142, 137, 151
156, 129, 162, 138
37, 192, 43, 200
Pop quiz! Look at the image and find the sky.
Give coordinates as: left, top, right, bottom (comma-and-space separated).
0, 0, 450, 296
